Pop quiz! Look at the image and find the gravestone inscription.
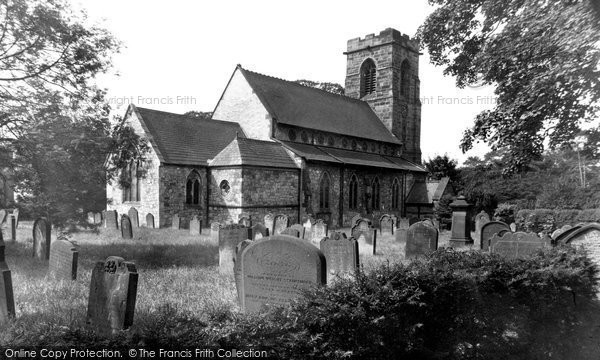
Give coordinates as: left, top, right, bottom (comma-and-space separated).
320, 236, 359, 284
405, 221, 438, 259
33, 217, 51, 260
49, 239, 79, 280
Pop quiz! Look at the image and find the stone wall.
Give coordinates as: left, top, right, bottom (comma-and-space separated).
159, 165, 207, 228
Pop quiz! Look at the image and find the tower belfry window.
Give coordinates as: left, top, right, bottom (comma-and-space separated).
360, 59, 376, 97
400, 60, 410, 97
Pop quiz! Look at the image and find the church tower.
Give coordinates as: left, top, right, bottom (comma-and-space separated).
344, 28, 422, 163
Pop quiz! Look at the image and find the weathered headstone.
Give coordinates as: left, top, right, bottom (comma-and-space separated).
474, 211, 491, 240
251, 223, 269, 240
8, 215, 15, 242
489, 232, 547, 259
351, 219, 377, 255
405, 221, 438, 259
234, 240, 253, 305
32, 217, 51, 260
240, 235, 326, 313
350, 214, 362, 228
380, 214, 394, 236
0, 232, 15, 323
273, 214, 289, 235
146, 213, 155, 228
480, 221, 511, 251
49, 239, 79, 280
290, 224, 306, 239
189, 216, 202, 235
238, 213, 252, 227
320, 235, 359, 284
105, 210, 118, 229
210, 222, 221, 242
280, 228, 300, 237
398, 218, 410, 230
551, 225, 573, 240
171, 214, 181, 230
94, 212, 102, 225
128, 207, 139, 228
510, 223, 517, 232
219, 225, 252, 274
121, 215, 133, 239
310, 219, 328, 246
264, 213, 274, 235
86, 256, 138, 335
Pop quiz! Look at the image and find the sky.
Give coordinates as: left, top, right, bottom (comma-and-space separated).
76, 0, 495, 164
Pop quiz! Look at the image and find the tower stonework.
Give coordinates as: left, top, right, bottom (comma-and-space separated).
344, 28, 422, 163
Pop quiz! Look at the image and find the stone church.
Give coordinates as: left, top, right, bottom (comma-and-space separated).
106, 28, 429, 228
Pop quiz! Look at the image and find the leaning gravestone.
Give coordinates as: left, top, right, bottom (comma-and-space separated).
121, 215, 133, 239
146, 213, 155, 228
310, 219, 328, 246
128, 207, 139, 228
264, 213, 274, 235
49, 239, 79, 280
87, 256, 138, 335
0, 232, 14, 323
240, 235, 326, 313
273, 214, 289, 235
405, 221, 438, 259
480, 221, 511, 251
105, 210, 118, 229
189, 216, 202, 235
281, 227, 300, 238
219, 225, 252, 274
489, 232, 548, 259
234, 239, 253, 305
33, 218, 51, 260
290, 224, 306, 239
320, 235, 359, 284
171, 214, 181, 230
380, 215, 394, 236
94, 212, 102, 225
474, 211, 491, 239
251, 223, 269, 240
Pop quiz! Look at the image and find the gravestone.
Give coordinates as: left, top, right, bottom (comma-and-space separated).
264, 213, 274, 235
480, 221, 511, 251
251, 223, 269, 240
510, 223, 517, 232
408, 217, 420, 226
128, 207, 139, 228
8, 215, 15, 242
219, 225, 252, 274
398, 218, 410, 230
554, 225, 582, 244
489, 232, 547, 259
351, 219, 377, 255
49, 239, 79, 280
290, 224, 306, 239
302, 217, 314, 239
94, 212, 102, 225
171, 214, 181, 230
396, 229, 408, 244
86, 256, 138, 335
551, 225, 573, 240
320, 236, 359, 284
0, 232, 15, 323
474, 211, 491, 240
88, 212, 95, 224
558, 224, 600, 269
121, 215, 133, 239
238, 214, 252, 228
33, 217, 51, 260
449, 196, 474, 247
310, 219, 328, 246
12, 209, 18, 229
380, 215, 394, 236
405, 221, 438, 259
273, 214, 289, 235
146, 213, 155, 228
422, 218, 435, 228
210, 222, 221, 242
390, 215, 398, 229
240, 235, 326, 313
350, 214, 362, 227
0, 210, 5, 225
281, 227, 300, 238
189, 216, 202, 235
234, 239, 253, 305
105, 210, 118, 229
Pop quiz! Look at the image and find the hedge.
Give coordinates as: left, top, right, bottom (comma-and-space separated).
515, 208, 600, 233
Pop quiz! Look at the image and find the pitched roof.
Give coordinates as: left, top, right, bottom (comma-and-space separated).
131, 105, 244, 165
238, 67, 401, 145
406, 180, 430, 204
210, 137, 297, 168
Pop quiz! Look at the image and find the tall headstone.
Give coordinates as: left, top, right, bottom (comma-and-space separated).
8, 215, 15, 242
310, 219, 328, 246
234, 240, 253, 305
210, 222, 221, 242
87, 256, 138, 335
32, 217, 51, 260
238, 213, 252, 228
105, 210, 118, 229
405, 221, 438, 259
480, 221, 511, 251
489, 232, 548, 259
171, 214, 181, 230
273, 214, 289, 235
0, 233, 14, 323
449, 196, 474, 248
94, 212, 102, 225
240, 236, 326, 313
120, 215, 133, 239
264, 213, 274, 235
251, 223, 269, 240
379, 214, 394, 236
320, 235, 359, 284
128, 207, 139, 228
49, 239, 79, 280
219, 225, 252, 274
281, 227, 300, 237
11, 209, 18, 229
189, 216, 202, 235
146, 213, 155, 228
474, 211, 491, 240
290, 224, 306, 239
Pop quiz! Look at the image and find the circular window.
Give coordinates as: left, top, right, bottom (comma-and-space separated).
288, 129, 297, 141
300, 131, 309, 143
351, 140, 357, 150
342, 138, 348, 148
317, 134, 325, 145
219, 180, 231, 197
327, 136, 334, 146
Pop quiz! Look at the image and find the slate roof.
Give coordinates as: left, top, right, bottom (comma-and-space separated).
239, 67, 401, 145
211, 137, 297, 168
131, 105, 244, 165
406, 180, 431, 205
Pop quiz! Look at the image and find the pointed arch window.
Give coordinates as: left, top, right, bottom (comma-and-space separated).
319, 172, 331, 210
349, 174, 359, 210
392, 178, 400, 210
400, 60, 410, 97
186, 171, 201, 205
360, 59, 376, 97
371, 177, 380, 210
122, 161, 141, 202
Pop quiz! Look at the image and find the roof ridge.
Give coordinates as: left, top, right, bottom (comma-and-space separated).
136, 106, 240, 126
240, 66, 367, 105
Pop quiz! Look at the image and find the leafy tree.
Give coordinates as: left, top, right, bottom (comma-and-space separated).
294, 79, 345, 95
423, 154, 459, 181
419, 0, 600, 172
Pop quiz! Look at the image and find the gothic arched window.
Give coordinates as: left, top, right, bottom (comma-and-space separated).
360, 58, 376, 97
371, 177, 380, 210
122, 161, 141, 202
400, 60, 410, 97
319, 172, 331, 210
391, 177, 400, 210
186, 171, 201, 205
349, 174, 359, 210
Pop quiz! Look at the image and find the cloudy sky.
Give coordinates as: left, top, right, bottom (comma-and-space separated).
77, 0, 495, 163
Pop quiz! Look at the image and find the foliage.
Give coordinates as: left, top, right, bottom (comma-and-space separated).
183, 111, 213, 120
424, 154, 459, 181
294, 79, 345, 95
418, 0, 600, 172
434, 194, 453, 229
493, 203, 516, 224
515, 208, 600, 233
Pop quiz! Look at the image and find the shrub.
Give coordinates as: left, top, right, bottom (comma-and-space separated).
494, 203, 516, 224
